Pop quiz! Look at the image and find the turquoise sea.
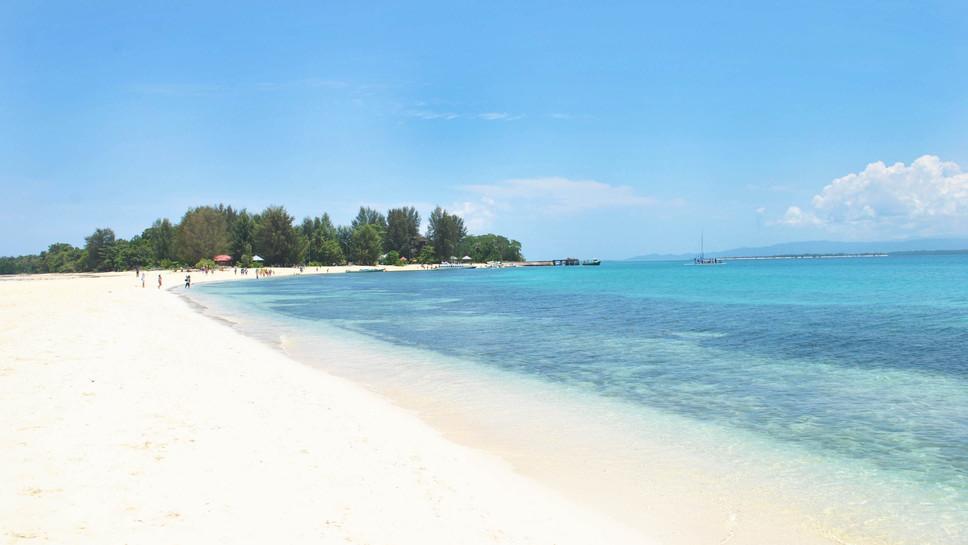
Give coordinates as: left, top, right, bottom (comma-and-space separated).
192, 256, 968, 544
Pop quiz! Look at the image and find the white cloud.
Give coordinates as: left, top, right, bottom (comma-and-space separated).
778, 155, 968, 237
466, 177, 656, 212
476, 112, 523, 121
745, 183, 796, 193
451, 198, 498, 232
132, 83, 225, 96
403, 109, 460, 120
134, 78, 371, 97
254, 78, 351, 91
456, 177, 658, 230
780, 205, 822, 226
401, 109, 523, 122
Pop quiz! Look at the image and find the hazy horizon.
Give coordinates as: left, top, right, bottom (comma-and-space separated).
3, 2, 967, 259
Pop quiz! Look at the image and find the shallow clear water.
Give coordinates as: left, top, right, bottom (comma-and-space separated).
195, 256, 968, 544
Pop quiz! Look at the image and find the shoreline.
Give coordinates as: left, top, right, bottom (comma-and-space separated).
4, 267, 949, 545
0, 270, 650, 544
184, 274, 897, 545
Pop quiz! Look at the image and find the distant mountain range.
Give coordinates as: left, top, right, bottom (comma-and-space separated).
627, 238, 968, 261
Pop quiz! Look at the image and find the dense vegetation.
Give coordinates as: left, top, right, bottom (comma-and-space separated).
0, 204, 524, 274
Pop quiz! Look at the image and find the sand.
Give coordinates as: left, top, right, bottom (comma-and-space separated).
0, 269, 651, 544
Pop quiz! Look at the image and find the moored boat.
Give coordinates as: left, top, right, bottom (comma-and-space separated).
691, 233, 725, 265
437, 262, 477, 270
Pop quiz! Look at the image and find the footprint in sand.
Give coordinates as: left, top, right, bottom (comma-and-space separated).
22, 487, 61, 497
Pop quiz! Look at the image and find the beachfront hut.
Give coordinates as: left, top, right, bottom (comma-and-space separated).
252, 255, 264, 263
461, 255, 472, 263
213, 254, 232, 265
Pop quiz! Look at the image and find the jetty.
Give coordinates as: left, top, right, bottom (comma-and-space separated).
516, 258, 599, 267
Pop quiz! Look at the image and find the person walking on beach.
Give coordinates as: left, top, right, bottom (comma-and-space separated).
157, 274, 162, 289
141, 272, 145, 288
184, 274, 191, 289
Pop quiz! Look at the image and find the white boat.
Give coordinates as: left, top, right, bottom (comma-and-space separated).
691, 233, 725, 265
437, 262, 476, 270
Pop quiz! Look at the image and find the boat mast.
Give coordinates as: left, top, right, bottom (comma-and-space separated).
700, 231, 704, 260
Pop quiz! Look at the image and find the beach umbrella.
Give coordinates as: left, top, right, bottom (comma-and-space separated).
252, 255, 264, 262
213, 254, 232, 264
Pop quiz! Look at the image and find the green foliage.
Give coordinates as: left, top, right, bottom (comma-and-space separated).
385, 207, 421, 258
84, 228, 117, 272
1, 201, 522, 275
351, 224, 383, 265
302, 213, 343, 264
195, 258, 217, 270
351, 207, 387, 232
317, 238, 344, 265
43, 243, 85, 273
0, 257, 16, 274
335, 225, 354, 260
230, 211, 256, 262
174, 207, 229, 264
254, 206, 303, 265
118, 235, 156, 270
109, 239, 131, 271
416, 244, 437, 264
143, 218, 175, 263
457, 234, 524, 262
427, 207, 467, 261
0, 254, 45, 274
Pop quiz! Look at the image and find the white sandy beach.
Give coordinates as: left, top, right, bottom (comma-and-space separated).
0, 269, 650, 544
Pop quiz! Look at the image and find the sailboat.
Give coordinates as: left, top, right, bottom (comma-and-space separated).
692, 232, 725, 265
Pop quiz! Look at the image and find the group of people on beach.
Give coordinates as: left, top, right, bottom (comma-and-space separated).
135, 268, 163, 289
134, 265, 281, 291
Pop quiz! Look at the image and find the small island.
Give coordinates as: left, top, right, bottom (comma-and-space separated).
0, 204, 524, 274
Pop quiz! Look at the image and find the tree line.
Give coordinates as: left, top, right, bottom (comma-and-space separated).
0, 204, 524, 274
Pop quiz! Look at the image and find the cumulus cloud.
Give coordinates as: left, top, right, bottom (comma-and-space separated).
780, 205, 822, 226
451, 198, 498, 232
779, 155, 968, 237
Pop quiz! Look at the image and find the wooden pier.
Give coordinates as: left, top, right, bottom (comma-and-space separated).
517, 257, 592, 267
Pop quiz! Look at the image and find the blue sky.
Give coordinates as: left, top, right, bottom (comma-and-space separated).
2, 1, 967, 259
